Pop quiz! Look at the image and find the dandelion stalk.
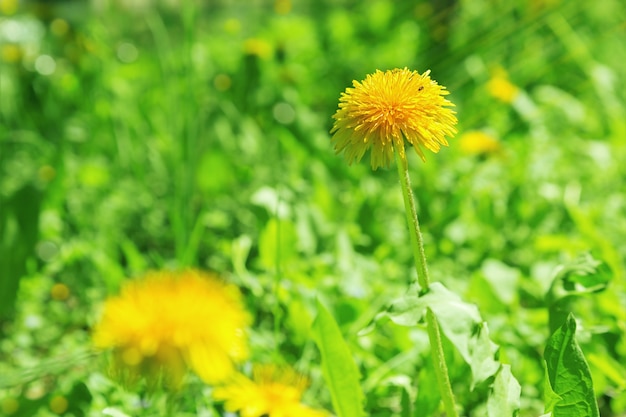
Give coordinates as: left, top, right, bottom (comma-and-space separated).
396, 149, 458, 417
395, 149, 430, 289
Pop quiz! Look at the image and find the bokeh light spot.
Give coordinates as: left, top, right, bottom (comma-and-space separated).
117, 42, 138, 63
273, 102, 295, 124
34, 55, 56, 75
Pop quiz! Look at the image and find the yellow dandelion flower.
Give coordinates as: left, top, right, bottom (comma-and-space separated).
1, 44, 22, 64
49, 395, 68, 414
92, 270, 251, 387
213, 364, 328, 417
330, 67, 457, 170
0, 0, 19, 15
244, 38, 272, 59
458, 131, 502, 155
274, 0, 291, 14
1, 397, 19, 415
487, 68, 519, 103
51, 283, 70, 301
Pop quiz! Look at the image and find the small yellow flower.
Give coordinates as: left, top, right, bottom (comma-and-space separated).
244, 38, 272, 59
92, 270, 250, 387
51, 283, 70, 301
0, 0, 19, 15
49, 395, 68, 414
487, 69, 519, 103
1, 397, 19, 415
50, 19, 70, 37
458, 131, 502, 155
330, 67, 457, 170
274, 0, 291, 14
213, 364, 328, 417
1, 44, 22, 64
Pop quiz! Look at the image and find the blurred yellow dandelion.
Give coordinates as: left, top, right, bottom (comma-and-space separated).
49, 395, 68, 415
1, 397, 19, 415
0, 0, 18, 15
487, 69, 519, 103
458, 131, 502, 155
50, 19, 70, 37
213, 364, 328, 417
50, 283, 70, 301
244, 38, 272, 59
1, 44, 22, 64
330, 67, 457, 170
92, 270, 251, 386
274, 0, 292, 14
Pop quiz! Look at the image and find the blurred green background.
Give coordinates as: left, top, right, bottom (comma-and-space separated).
1, 0, 625, 416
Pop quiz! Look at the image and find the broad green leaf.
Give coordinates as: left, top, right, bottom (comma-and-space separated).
388, 282, 500, 387
547, 252, 611, 333
487, 365, 521, 417
470, 323, 501, 389
480, 259, 520, 305
543, 360, 562, 414
400, 384, 412, 417
312, 299, 365, 417
547, 253, 610, 301
543, 314, 599, 417
66, 382, 93, 417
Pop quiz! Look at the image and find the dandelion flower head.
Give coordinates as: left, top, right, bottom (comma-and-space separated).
92, 269, 251, 386
487, 68, 519, 103
213, 364, 329, 417
331, 67, 457, 170
458, 131, 502, 155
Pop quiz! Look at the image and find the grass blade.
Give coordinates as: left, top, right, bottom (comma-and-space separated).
312, 299, 365, 417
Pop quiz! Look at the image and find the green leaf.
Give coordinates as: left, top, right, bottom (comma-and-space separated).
470, 323, 501, 389
487, 365, 521, 417
543, 360, 562, 414
388, 282, 500, 387
543, 313, 600, 417
312, 299, 365, 417
546, 253, 611, 333
258, 218, 298, 271
481, 259, 520, 304
547, 252, 610, 305
0, 185, 42, 320
400, 383, 413, 417
413, 354, 441, 417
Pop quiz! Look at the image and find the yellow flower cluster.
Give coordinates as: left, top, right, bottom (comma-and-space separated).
331, 68, 457, 169
93, 270, 327, 415
92, 270, 250, 387
487, 69, 520, 103
458, 131, 502, 156
214, 364, 328, 417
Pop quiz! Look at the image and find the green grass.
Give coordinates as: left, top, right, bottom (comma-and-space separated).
1, 0, 625, 416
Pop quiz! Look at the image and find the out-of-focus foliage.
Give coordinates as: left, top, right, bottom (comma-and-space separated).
1, 0, 625, 415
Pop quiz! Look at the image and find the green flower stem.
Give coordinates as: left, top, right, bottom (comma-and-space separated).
426, 308, 458, 417
395, 150, 430, 289
395, 149, 458, 417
